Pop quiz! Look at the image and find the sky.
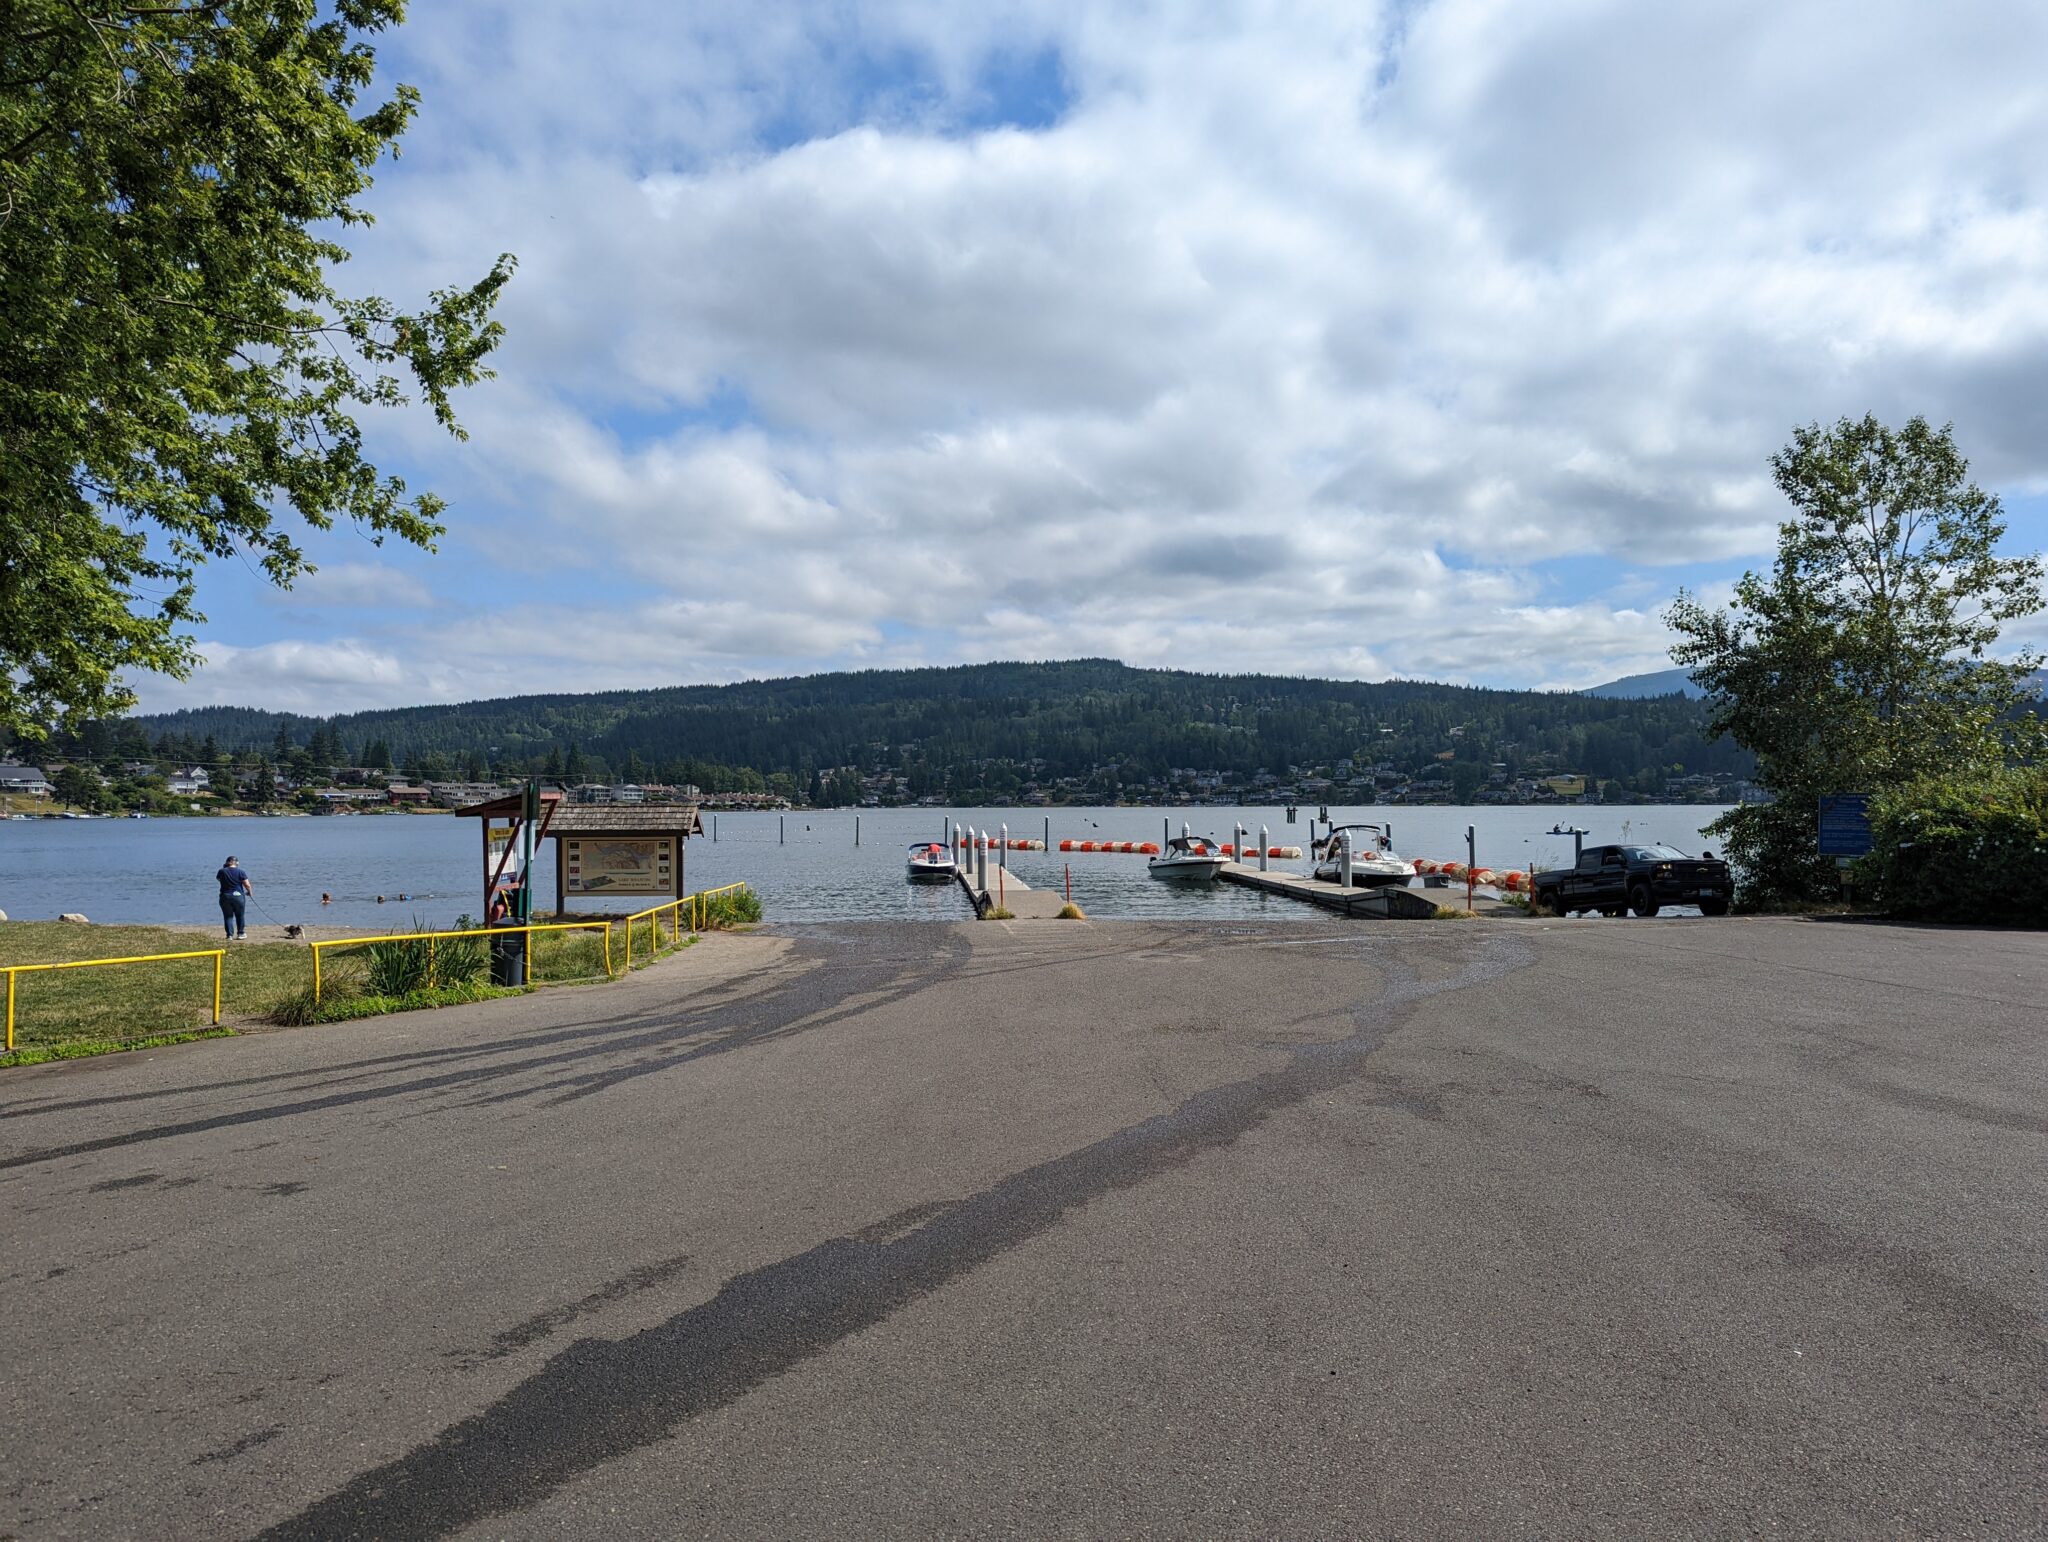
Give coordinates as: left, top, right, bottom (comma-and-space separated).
132, 0, 2048, 715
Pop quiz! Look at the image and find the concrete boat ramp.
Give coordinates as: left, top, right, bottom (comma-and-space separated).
953, 863, 1071, 919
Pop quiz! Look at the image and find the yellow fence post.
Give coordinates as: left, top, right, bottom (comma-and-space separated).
313, 944, 324, 1005
212, 951, 223, 1025
5, 969, 14, 1052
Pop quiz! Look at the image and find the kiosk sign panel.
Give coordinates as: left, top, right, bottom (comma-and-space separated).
1817, 794, 1872, 859
564, 837, 674, 896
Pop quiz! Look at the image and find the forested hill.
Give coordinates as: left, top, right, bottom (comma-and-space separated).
116, 659, 1749, 802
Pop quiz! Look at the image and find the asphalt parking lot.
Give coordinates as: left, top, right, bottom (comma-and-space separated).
2, 915, 2042, 1538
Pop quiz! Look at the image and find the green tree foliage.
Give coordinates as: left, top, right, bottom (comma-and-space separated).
52, 761, 105, 810
1669, 416, 2044, 904
0, 1, 512, 738
1857, 766, 2047, 925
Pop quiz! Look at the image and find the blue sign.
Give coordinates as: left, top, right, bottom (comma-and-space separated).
1817, 794, 1872, 858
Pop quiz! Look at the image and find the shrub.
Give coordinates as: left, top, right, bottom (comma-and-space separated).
699, 887, 762, 928
362, 914, 490, 995
1858, 766, 2048, 925
1056, 902, 1087, 919
982, 906, 1015, 920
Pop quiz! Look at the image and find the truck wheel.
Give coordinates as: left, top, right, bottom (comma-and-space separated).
1628, 883, 1658, 918
1546, 892, 1571, 917
1700, 899, 1730, 917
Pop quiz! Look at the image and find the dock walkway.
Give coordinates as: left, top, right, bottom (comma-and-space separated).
1218, 861, 1523, 918
954, 860, 1069, 919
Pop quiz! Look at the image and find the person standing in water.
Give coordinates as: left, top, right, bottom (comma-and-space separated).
216, 856, 252, 940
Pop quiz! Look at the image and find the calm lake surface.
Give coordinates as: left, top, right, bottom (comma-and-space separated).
0, 805, 1730, 928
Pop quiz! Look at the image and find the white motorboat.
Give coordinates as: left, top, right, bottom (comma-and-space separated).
907, 841, 957, 881
1311, 823, 1417, 888
1148, 833, 1228, 882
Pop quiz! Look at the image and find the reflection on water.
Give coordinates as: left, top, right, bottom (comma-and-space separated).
0, 804, 1728, 927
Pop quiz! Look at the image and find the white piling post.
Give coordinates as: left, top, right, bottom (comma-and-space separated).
977, 831, 988, 892
1000, 823, 1009, 871
1339, 829, 1353, 888
1260, 825, 1269, 872
1234, 822, 1244, 862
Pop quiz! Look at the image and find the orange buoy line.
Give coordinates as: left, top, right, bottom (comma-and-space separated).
1412, 859, 1531, 892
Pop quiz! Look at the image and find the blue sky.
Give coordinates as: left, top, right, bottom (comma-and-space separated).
135, 1, 2048, 714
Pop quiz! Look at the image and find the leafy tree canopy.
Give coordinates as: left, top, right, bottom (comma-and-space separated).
1669, 415, 2044, 902
1, 0, 512, 738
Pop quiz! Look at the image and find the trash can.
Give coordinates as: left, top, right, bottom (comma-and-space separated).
489, 927, 527, 987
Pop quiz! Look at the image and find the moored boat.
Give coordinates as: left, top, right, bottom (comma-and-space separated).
1148, 832, 1228, 882
907, 841, 956, 881
1311, 823, 1417, 888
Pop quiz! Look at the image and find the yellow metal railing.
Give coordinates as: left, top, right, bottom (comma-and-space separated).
617, 882, 752, 971
4, 949, 223, 1052
309, 921, 614, 1004
1, 883, 760, 1054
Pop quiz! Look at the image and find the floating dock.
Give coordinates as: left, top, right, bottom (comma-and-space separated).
1217, 862, 1520, 918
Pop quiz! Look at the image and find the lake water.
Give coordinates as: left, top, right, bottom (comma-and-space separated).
0, 805, 1729, 928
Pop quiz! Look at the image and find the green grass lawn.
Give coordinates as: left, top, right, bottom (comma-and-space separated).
0, 922, 311, 1061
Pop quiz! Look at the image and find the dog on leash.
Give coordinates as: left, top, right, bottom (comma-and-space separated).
283, 924, 304, 940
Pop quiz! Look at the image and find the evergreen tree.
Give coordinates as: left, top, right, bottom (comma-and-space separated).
1670, 415, 2044, 903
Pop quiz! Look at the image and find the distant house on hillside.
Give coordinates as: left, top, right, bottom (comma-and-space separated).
0, 763, 53, 799
167, 767, 210, 795
386, 783, 431, 806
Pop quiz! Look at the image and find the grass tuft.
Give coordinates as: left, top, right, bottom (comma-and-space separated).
1056, 902, 1087, 919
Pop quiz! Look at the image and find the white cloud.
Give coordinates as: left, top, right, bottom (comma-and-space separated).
160, 0, 2048, 711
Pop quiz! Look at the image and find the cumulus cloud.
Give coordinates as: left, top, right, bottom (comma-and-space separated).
136, 0, 2048, 713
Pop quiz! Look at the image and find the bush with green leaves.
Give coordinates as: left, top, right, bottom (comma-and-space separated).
699, 888, 762, 928
362, 914, 488, 996
1857, 767, 2048, 926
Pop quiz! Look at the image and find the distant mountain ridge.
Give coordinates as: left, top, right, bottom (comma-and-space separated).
1581, 667, 1705, 700
1581, 664, 2047, 701
123, 658, 1752, 800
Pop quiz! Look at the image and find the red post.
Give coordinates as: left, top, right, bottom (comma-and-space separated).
1065, 864, 1072, 902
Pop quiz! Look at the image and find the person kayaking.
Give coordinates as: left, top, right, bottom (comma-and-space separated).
216, 856, 253, 940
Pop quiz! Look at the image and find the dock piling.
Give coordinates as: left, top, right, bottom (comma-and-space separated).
1259, 825, 1269, 872
1000, 823, 1009, 871
855, 815, 860, 847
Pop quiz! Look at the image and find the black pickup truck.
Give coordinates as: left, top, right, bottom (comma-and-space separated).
1533, 844, 1732, 918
